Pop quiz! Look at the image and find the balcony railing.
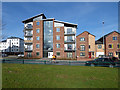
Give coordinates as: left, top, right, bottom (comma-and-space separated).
24, 26, 33, 30
24, 33, 33, 37
64, 32, 75, 35
64, 40, 75, 43
64, 48, 75, 51
25, 48, 33, 52
24, 40, 33, 44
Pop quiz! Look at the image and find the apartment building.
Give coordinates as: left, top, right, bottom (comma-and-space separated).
23, 13, 77, 58
0, 37, 24, 55
76, 31, 96, 60
96, 31, 120, 58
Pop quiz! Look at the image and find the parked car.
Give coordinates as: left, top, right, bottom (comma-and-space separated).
18, 54, 24, 57
85, 58, 120, 67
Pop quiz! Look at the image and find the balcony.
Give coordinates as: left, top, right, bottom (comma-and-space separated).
64, 32, 75, 36
64, 48, 75, 52
25, 48, 32, 52
64, 40, 75, 44
24, 40, 33, 44
24, 33, 33, 37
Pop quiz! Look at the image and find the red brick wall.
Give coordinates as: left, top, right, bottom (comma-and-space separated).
76, 31, 89, 60
105, 32, 120, 57
53, 26, 65, 58
32, 20, 43, 58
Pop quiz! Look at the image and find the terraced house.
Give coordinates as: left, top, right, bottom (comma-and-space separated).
96, 31, 120, 58
22, 13, 77, 59
76, 31, 96, 60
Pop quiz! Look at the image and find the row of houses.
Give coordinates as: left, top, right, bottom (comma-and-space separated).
22, 13, 120, 60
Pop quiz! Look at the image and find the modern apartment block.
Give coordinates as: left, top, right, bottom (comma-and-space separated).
0, 37, 24, 55
96, 31, 120, 58
76, 31, 96, 60
23, 13, 77, 58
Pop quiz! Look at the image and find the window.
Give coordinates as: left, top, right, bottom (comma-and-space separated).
36, 29, 40, 33
27, 52, 32, 57
109, 52, 113, 56
113, 36, 117, 40
68, 44, 72, 50
89, 45, 90, 49
80, 45, 85, 51
56, 52, 60, 56
67, 36, 73, 41
67, 28, 72, 34
56, 44, 60, 48
67, 53, 72, 58
56, 28, 60, 32
80, 37, 85, 41
36, 37, 40, 40
36, 52, 39, 56
80, 52, 85, 56
36, 44, 39, 48
98, 45, 102, 49
117, 44, 120, 48
36, 22, 40, 25
109, 44, 113, 48
56, 35, 60, 40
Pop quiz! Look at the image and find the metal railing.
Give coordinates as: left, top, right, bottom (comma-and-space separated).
1, 59, 120, 67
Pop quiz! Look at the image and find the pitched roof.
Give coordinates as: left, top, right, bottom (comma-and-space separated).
7, 36, 24, 40
1, 40, 6, 42
97, 31, 120, 43
22, 13, 46, 23
77, 31, 96, 37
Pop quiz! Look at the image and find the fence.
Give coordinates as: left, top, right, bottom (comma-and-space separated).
1, 59, 120, 67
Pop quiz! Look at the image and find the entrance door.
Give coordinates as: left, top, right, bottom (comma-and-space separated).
89, 52, 91, 58
48, 52, 53, 58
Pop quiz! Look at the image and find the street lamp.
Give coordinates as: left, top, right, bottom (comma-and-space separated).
102, 21, 105, 56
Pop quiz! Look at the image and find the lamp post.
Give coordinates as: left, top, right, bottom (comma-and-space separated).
102, 21, 105, 56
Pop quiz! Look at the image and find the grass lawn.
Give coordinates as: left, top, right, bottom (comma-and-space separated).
2, 63, 118, 88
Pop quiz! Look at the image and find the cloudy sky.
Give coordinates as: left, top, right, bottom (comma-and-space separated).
2, 2, 118, 40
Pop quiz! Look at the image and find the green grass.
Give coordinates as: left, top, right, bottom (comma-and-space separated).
2, 63, 118, 88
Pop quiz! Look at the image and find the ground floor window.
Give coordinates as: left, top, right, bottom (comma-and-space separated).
36, 52, 39, 56
108, 52, 113, 56
56, 52, 60, 56
27, 52, 32, 57
67, 52, 72, 58
80, 52, 85, 56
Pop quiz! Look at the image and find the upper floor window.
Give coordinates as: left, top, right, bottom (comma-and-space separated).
36, 22, 40, 25
56, 44, 60, 48
98, 45, 102, 49
36, 29, 40, 33
80, 45, 85, 51
56, 35, 60, 40
36, 44, 40, 48
36, 37, 40, 40
113, 36, 117, 40
80, 37, 85, 41
109, 44, 113, 48
67, 28, 72, 33
56, 28, 60, 32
